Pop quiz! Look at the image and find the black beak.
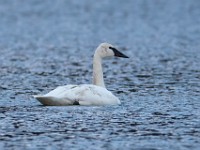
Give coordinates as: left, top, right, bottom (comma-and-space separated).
109, 47, 129, 58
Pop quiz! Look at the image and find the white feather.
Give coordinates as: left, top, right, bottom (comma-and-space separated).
34, 84, 120, 106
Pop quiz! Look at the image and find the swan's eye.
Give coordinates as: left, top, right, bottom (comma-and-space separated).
109, 47, 116, 51
109, 47, 113, 50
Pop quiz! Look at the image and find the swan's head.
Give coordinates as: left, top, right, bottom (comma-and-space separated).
95, 43, 129, 58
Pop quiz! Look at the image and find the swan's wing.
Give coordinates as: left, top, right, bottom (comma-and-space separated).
69, 85, 120, 105
34, 85, 78, 106
44, 85, 78, 97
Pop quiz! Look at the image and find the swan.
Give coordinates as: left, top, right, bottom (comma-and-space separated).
34, 43, 128, 106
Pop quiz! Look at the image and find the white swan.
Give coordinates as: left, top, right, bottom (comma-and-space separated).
34, 43, 128, 106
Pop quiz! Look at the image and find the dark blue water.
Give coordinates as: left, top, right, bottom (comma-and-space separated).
0, 0, 200, 149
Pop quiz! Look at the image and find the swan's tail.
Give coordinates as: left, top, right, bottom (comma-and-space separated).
33, 95, 72, 106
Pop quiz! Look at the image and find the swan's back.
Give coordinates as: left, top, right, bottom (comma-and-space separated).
34, 84, 120, 106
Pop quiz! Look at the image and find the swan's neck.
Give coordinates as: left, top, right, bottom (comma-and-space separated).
93, 53, 105, 88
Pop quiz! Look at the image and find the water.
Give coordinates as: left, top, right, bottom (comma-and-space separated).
0, 0, 200, 149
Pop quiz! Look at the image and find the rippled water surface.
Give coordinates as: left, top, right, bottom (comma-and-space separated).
0, 0, 200, 149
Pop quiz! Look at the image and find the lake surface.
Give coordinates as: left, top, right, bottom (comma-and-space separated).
0, 0, 200, 149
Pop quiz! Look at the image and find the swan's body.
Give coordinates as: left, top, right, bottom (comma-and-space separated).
34, 84, 120, 106
34, 43, 128, 106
